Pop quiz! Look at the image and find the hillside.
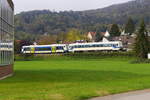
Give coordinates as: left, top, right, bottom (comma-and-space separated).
15, 0, 150, 40
84, 0, 150, 24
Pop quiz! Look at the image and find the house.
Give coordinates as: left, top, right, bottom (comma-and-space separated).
87, 31, 110, 42
87, 32, 96, 42
87, 30, 138, 50
107, 30, 136, 50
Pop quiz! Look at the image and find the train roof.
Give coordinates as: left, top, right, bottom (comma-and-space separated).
69, 41, 122, 46
22, 44, 66, 48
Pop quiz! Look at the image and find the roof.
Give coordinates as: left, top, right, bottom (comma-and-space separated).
88, 32, 96, 37
88, 32, 106, 37
101, 32, 106, 36
7, 0, 14, 10
104, 31, 110, 37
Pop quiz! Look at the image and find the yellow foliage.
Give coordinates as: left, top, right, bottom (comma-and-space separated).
65, 29, 83, 42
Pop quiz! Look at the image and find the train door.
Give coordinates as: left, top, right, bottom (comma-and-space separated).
31, 47, 35, 53
51, 46, 56, 53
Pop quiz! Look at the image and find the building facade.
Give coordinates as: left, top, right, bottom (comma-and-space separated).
0, 0, 14, 79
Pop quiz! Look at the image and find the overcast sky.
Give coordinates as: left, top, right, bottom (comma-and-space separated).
13, 0, 132, 14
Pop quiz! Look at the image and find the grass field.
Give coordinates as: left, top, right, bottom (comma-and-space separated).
0, 56, 150, 100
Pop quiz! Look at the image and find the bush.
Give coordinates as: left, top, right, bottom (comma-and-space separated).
15, 52, 135, 61
131, 59, 150, 64
15, 54, 36, 61
64, 51, 134, 58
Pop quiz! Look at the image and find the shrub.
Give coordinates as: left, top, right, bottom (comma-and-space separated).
64, 52, 134, 58
131, 59, 150, 64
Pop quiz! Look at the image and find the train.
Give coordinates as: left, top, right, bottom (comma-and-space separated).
22, 44, 67, 54
0, 42, 13, 51
21, 41, 123, 54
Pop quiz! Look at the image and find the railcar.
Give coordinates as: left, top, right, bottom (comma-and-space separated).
0, 42, 13, 51
68, 41, 123, 52
22, 44, 67, 54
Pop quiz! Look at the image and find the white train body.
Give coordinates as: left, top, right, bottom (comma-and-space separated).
68, 41, 123, 52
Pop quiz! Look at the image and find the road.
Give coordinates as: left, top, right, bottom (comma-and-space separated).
88, 89, 150, 100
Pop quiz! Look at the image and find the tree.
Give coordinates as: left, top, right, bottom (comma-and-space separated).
56, 32, 66, 43
125, 18, 135, 35
65, 29, 82, 42
109, 24, 121, 36
14, 40, 33, 54
95, 32, 103, 42
14, 40, 21, 54
37, 35, 57, 45
134, 20, 150, 59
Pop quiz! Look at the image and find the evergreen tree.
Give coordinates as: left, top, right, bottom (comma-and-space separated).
125, 18, 135, 35
134, 20, 150, 59
95, 32, 102, 42
109, 24, 121, 36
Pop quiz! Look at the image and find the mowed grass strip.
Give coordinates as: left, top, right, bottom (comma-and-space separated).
0, 57, 150, 100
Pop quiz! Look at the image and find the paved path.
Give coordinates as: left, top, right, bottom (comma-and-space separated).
88, 89, 150, 100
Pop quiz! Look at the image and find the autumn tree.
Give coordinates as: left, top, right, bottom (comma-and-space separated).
37, 35, 57, 45
56, 32, 66, 43
65, 29, 83, 42
14, 40, 33, 54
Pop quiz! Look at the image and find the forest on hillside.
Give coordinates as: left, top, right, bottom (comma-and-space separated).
15, 0, 150, 41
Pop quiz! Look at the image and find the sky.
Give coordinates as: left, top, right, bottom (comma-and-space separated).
13, 0, 132, 14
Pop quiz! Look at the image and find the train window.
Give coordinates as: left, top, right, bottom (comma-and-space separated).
35, 47, 51, 51
56, 46, 64, 50
87, 45, 90, 47
92, 44, 96, 47
71, 46, 74, 48
94, 45, 98, 47
107, 44, 112, 47
95, 44, 99, 47
24, 47, 31, 51
88, 45, 92, 47
100, 44, 103, 47
74, 45, 77, 48
104, 44, 110, 47
103, 44, 106, 47
96, 44, 102, 47
78, 45, 81, 48
84, 45, 88, 48
112, 44, 118, 47
69, 46, 73, 50
81, 45, 84, 48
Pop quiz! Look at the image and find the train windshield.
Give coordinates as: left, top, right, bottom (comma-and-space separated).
24, 47, 31, 51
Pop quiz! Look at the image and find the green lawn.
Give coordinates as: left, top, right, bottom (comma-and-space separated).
0, 57, 150, 100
